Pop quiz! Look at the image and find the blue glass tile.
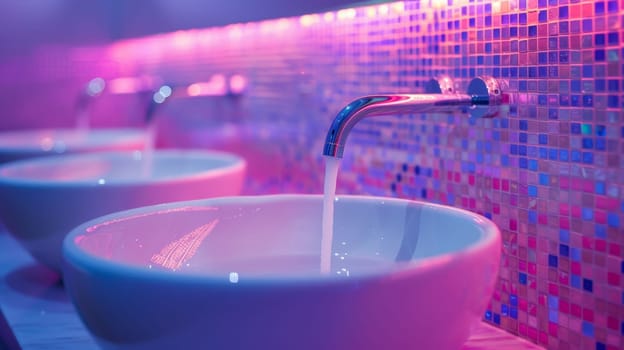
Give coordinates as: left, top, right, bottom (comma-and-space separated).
519, 145, 527, 156
595, 138, 606, 150
519, 133, 528, 143
548, 148, 558, 160
539, 147, 548, 159
519, 120, 528, 131
548, 109, 558, 120
538, 0, 547, 7
595, 34, 606, 46
529, 26, 537, 37
595, 49, 606, 61
571, 80, 582, 92
484, 310, 492, 320
560, 50, 569, 63
528, 210, 537, 224
608, 213, 619, 227
519, 80, 528, 91
608, 95, 619, 108
582, 208, 594, 221
539, 173, 549, 185
571, 274, 581, 288
583, 95, 593, 107
595, 225, 607, 239
583, 278, 594, 292
528, 159, 537, 170
582, 152, 593, 164
560, 244, 569, 257
549, 309, 558, 322
595, 79, 606, 92
608, 79, 619, 91
559, 150, 569, 161
608, 32, 619, 45
519, 272, 527, 285
582, 138, 594, 149
518, 12, 526, 24
570, 95, 580, 107
583, 65, 593, 77
582, 321, 594, 337
596, 342, 606, 350
548, 254, 558, 267
595, 181, 606, 194
571, 248, 581, 261
560, 229, 570, 242
608, 0, 618, 12
527, 185, 537, 197
583, 19, 592, 32
571, 150, 581, 162
510, 27, 518, 37
493, 313, 500, 325
595, 1, 605, 14
501, 155, 510, 166
519, 158, 528, 169
510, 307, 518, 319
501, 304, 508, 316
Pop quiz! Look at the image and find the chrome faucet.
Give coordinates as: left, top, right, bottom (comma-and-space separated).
75, 76, 161, 129
322, 76, 507, 158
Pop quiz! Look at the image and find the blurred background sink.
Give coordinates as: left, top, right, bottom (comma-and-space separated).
63, 194, 501, 350
0, 149, 246, 271
0, 128, 147, 164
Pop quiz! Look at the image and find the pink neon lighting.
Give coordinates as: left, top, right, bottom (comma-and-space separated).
229, 74, 247, 94
186, 74, 227, 96
107, 76, 159, 94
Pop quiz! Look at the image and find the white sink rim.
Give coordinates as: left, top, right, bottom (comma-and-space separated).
63, 194, 500, 285
0, 149, 246, 187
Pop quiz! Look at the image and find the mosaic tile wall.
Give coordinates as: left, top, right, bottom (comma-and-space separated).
0, 0, 622, 349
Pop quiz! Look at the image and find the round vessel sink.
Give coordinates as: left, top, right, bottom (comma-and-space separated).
63, 194, 500, 350
0, 128, 147, 164
0, 150, 246, 270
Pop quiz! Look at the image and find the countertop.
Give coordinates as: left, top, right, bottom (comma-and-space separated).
0, 230, 544, 350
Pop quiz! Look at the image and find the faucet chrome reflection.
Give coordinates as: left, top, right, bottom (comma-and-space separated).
322, 76, 507, 158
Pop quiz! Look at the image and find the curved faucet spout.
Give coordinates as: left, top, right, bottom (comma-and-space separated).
322, 76, 505, 158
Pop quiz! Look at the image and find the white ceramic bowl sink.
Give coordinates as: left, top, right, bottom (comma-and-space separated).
0, 128, 147, 164
63, 194, 501, 350
0, 150, 246, 270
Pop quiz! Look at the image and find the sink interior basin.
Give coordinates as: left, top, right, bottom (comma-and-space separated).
0, 150, 246, 270
0, 128, 147, 163
63, 194, 501, 350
